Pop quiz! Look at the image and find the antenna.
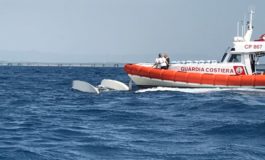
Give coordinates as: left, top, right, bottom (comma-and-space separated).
241, 20, 244, 37
243, 15, 246, 34
248, 6, 256, 14
248, 8, 255, 30
237, 21, 239, 36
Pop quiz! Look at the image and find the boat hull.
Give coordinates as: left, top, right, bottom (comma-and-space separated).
124, 64, 265, 89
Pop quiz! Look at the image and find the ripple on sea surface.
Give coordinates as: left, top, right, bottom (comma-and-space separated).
0, 67, 265, 159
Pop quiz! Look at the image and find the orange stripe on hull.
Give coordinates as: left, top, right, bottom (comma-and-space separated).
124, 64, 265, 87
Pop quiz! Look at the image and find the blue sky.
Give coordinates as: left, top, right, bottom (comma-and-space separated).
0, 0, 264, 63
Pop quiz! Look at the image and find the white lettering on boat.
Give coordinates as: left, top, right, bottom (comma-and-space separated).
180, 66, 234, 74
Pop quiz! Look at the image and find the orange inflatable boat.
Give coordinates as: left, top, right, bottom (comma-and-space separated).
124, 10, 265, 89
124, 64, 265, 88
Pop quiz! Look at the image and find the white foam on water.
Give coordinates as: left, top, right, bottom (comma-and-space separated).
228, 88, 265, 93
135, 87, 265, 94
135, 87, 226, 94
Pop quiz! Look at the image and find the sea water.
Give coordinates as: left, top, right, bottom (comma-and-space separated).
0, 66, 265, 160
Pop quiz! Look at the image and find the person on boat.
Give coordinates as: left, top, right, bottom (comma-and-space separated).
163, 53, 170, 69
153, 53, 167, 69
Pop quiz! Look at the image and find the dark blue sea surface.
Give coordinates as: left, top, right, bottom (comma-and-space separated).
0, 66, 265, 160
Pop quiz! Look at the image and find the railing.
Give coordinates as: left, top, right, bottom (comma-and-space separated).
171, 60, 218, 64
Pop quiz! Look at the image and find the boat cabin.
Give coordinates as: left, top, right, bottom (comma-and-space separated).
170, 10, 265, 76
221, 10, 265, 75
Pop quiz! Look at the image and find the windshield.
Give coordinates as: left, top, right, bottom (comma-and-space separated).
221, 53, 227, 62
228, 54, 241, 63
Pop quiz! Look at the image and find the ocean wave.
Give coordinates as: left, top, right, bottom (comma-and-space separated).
1, 67, 265, 160
203, 122, 265, 136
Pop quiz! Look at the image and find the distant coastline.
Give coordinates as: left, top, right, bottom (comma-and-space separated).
1, 62, 265, 70
0, 62, 125, 67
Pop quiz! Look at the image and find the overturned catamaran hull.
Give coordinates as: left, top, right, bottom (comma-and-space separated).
72, 79, 130, 94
